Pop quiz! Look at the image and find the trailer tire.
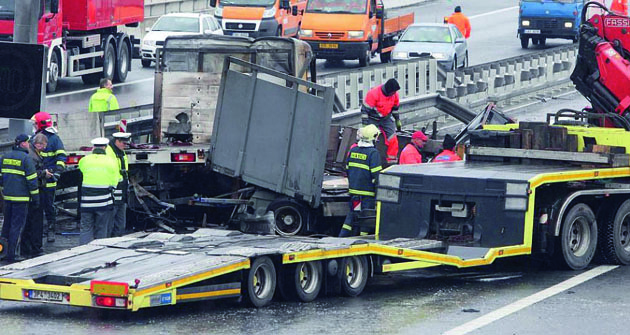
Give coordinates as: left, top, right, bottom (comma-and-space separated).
558, 203, 597, 270
278, 261, 323, 302
245, 256, 276, 307
339, 256, 368, 297
267, 199, 307, 236
600, 200, 630, 265
103, 42, 116, 80
46, 50, 60, 93
114, 39, 130, 83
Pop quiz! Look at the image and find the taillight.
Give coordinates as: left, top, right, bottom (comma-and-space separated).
95, 296, 127, 308
171, 152, 196, 162
66, 155, 84, 165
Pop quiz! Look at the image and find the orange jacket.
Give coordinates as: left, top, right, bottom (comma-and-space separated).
611, 0, 628, 15
399, 144, 422, 165
447, 12, 471, 39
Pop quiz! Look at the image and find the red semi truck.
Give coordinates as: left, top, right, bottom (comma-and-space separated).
0, 0, 143, 92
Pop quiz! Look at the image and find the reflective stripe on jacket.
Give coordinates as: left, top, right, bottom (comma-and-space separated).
78, 150, 119, 211
399, 144, 423, 165
433, 149, 462, 162
39, 129, 66, 189
0, 147, 39, 202
106, 144, 129, 204
364, 85, 400, 117
89, 88, 120, 112
346, 145, 382, 197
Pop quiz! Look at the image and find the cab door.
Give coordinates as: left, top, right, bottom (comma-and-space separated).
38, 0, 61, 45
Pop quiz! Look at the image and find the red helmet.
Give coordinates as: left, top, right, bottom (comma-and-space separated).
32, 111, 52, 130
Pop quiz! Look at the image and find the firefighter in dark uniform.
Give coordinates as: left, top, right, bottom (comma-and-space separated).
105, 132, 130, 237
78, 138, 119, 245
339, 125, 383, 237
31, 111, 66, 243
0, 134, 39, 263
21, 133, 48, 258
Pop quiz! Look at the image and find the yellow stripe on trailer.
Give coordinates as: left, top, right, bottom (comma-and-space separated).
529, 167, 630, 189
176, 288, 241, 301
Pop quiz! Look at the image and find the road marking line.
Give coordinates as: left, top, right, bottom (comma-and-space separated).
47, 78, 154, 98
469, 6, 518, 20
443, 265, 619, 335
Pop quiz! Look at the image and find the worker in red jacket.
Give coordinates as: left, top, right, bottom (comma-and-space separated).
611, 0, 628, 15
447, 6, 471, 39
433, 134, 462, 162
399, 130, 427, 164
361, 78, 401, 164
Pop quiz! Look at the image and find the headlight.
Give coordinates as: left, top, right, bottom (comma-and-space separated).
299, 29, 313, 37
521, 20, 530, 27
214, 7, 223, 17
564, 22, 573, 28
377, 189, 399, 203
348, 30, 364, 39
143, 40, 156, 47
393, 51, 408, 59
379, 174, 401, 189
263, 7, 276, 19
431, 52, 447, 60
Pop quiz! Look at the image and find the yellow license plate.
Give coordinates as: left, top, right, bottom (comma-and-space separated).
319, 43, 338, 49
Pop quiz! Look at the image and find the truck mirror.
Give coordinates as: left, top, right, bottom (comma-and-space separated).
50, 0, 59, 14
209, 0, 217, 7
145, 27, 151, 33
281, 0, 291, 10
292, 6, 298, 16
375, 8, 383, 19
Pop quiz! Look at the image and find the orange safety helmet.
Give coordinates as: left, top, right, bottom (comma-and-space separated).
31, 111, 53, 130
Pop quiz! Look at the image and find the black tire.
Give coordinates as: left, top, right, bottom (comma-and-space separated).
462, 52, 469, 68
339, 256, 368, 297
380, 51, 391, 63
245, 257, 276, 307
359, 45, 370, 67
114, 39, 130, 83
275, 26, 283, 37
599, 200, 630, 265
557, 203, 597, 270
520, 36, 529, 49
267, 200, 307, 236
278, 261, 323, 302
451, 56, 457, 70
141, 59, 152, 68
532, 38, 539, 45
46, 50, 59, 93
103, 41, 116, 80
539, 37, 546, 46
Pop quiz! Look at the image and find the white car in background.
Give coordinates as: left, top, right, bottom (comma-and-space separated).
141, 13, 223, 67
392, 23, 468, 70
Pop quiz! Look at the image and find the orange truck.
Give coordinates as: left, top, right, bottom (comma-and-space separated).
210, 0, 306, 37
298, 0, 413, 66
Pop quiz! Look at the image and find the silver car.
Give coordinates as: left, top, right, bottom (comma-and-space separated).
392, 23, 468, 70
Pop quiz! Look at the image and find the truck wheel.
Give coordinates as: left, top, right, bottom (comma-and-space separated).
359, 46, 370, 67
599, 200, 630, 265
557, 203, 597, 270
539, 38, 546, 46
339, 256, 368, 297
0, 237, 7, 259
380, 51, 391, 63
520, 36, 529, 49
462, 52, 469, 68
141, 59, 152, 68
245, 256, 276, 307
278, 261, 323, 302
275, 26, 283, 37
103, 42, 116, 80
114, 39, 130, 83
46, 51, 59, 93
267, 199, 307, 236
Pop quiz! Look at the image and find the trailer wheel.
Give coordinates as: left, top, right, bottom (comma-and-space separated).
267, 200, 307, 236
558, 203, 597, 270
278, 261, 323, 302
114, 39, 130, 83
245, 256, 276, 307
46, 51, 59, 93
600, 200, 630, 265
103, 42, 116, 80
359, 45, 370, 67
339, 256, 368, 297
520, 36, 529, 49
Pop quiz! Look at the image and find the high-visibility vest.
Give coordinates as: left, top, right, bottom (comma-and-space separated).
105, 144, 128, 204
88, 88, 120, 112
433, 149, 462, 162
78, 150, 119, 211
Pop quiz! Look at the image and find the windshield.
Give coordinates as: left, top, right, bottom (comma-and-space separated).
0, 0, 14, 19
152, 17, 200, 33
220, 0, 276, 6
306, 0, 367, 14
400, 26, 452, 43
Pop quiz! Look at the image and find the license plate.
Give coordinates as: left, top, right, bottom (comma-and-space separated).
232, 32, 249, 37
524, 29, 541, 34
28, 290, 63, 302
319, 43, 338, 49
